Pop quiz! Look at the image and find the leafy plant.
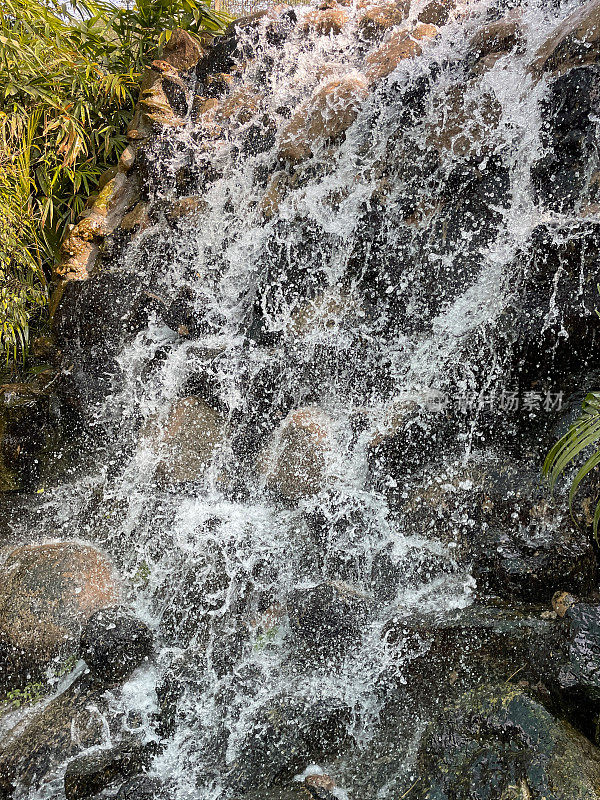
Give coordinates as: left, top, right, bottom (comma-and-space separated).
131, 560, 151, 587
3, 681, 45, 708
0, 0, 230, 364
543, 391, 600, 537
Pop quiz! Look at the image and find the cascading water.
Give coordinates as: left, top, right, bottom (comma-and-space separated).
5, 0, 600, 797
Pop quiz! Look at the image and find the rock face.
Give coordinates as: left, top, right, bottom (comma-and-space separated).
0, 379, 59, 492
365, 23, 438, 82
228, 696, 351, 793
417, 685, 600, 800
0, 542, 119, 678
79, 607, 154, 685
64, 739, 154, 800
260, 408, 333, 501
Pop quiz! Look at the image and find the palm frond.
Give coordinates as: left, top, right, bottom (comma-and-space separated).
543, 391, 600, 537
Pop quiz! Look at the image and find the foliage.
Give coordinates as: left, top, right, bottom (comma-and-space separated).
3, 681, 46, 709
0, 0, 230, 364
543, 391, 600, 538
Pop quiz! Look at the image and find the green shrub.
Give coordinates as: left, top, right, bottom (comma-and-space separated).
0, 0, 229, 364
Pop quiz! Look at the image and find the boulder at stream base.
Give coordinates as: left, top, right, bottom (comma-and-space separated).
0, 679, 110, 795
0, 542, 119, 680
80, 607, 154, 685
64, 739, 155, 800
417, 685, 600, 800
227, 695, 351, 793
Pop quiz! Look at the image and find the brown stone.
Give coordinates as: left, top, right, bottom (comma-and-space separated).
145, 397, 225, 484
259, 407, 333, 501
418, 0, 455, 26
552, 590, 579, 618
0, 542, 119, 665
217, 88, 260, 125
260, 171, 292, 219
305, 774, 336, 793
165, 196, 208, 225
302, 4, 350, 35
118, 144, 137, 173
279, 74, 369, 162
530, 0, 600, 76
358, 0, 410, 37
55, 171, 139, 281
121, 202, 150, 233
469, 16, 524, 66
162, 28, 205, 72
365, 22, 439, 82
425, 83, 502, 158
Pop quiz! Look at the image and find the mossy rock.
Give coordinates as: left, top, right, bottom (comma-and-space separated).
417, 684, 600, 799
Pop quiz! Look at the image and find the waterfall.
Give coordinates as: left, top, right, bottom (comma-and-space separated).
4, 0, 600, 797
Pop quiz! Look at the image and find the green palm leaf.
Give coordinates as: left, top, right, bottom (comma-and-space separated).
543, 391, 600, 538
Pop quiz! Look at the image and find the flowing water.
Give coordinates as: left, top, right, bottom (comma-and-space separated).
10, 0, 600, 796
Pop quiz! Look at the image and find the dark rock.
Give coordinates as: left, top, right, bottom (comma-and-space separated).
287, 581, 369, 658
116, 775, 169, 800
64, 739, 155, 800
400, 459, 598, 604
416, 684, 600, 800
79, 607, 153, 685
558, 602, 600, 705
532, 66, 600, 212
53, 272, 161, 409
0, 380, 59, 492
228, 695, 352, 793
380, 604, 562, 716
0, 679, 109, 795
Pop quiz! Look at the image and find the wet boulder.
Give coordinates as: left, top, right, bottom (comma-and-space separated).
301, 3, 349, 35
416, 684, 600, 800
0, 679, 110, 796
287, 581, 369, 658
357, 0, 410, 37
279, 75, 369, 162
365, 23, 438, 82
143, 396, 226, 484
418, 0, 455, 26
531, 0, 600, 77
259, 407, 334, 502
228, 695, 352, 793
0, 542, 119, 681
381, 605, 563, 708
472, 502, 597, 603
531, 65, 600, 213
64, 739, 155, 800
79, 607, 153, 685
557, 602, 600, 707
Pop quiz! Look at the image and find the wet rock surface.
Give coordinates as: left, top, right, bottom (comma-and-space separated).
0, 542, 118, 680
0, 679, 110, 795
79, 607, 153, 685
64, 739, 155, 800
416, 684, 600, 800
